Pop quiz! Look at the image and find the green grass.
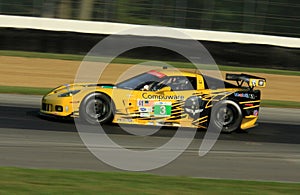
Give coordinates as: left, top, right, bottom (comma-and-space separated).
0, 50, 85, 61
218, 65, 300, 76
1, 50, 300, 76
261, 100, 300, 108
0, 86, 52, 95
0, 167, 299, 194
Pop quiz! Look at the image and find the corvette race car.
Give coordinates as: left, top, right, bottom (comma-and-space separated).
40, 69, 266, 132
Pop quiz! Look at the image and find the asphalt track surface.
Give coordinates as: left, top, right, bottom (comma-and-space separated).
0, 94, 299, 182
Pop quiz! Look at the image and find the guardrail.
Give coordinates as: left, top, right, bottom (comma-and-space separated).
1, 14, 299, 48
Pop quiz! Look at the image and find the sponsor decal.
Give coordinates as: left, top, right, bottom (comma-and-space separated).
185, 108, 203, 117
117, 118, 133, 123
101, 85, 114, 89
137, 99, 155, 106
147, 70, 166, 78
234, 92, 249, 98
234, 92, 255, 99
154, 102, 172, 117
144, 100, 154, 106
155, 102, 172, 105
249, 94, 255, 99
142, 93, 184, 100
184, 96, 203, 119
253, 110, 259, 116
139, 107, 152, 112
137, 100, 144, 106
140, 112, 151, 117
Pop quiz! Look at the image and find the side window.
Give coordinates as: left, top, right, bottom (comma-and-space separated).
187, 77, 197, 90
149, 76, 197, 91
167, 76, 197, 91
203, 76, 225, 89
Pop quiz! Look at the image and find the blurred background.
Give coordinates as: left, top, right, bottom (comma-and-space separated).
1, 0, 299, 37
0, 1, 299, 71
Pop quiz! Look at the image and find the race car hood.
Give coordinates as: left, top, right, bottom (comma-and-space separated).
45, 83, 115, 97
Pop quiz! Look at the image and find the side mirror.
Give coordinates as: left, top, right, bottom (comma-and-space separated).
157, 86, 171, 92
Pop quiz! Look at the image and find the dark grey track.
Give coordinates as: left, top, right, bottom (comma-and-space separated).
0, 94, 299, 182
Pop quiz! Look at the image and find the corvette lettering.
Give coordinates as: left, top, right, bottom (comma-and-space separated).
142, 93, 184, 100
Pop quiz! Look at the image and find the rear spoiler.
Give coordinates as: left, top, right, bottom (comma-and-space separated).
226, 73, 266, 90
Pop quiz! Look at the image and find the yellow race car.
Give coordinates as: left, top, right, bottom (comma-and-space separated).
40, 69, 266, 133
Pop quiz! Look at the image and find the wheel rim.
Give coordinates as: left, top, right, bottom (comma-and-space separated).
85, 98, 109, 121
216, 105, 236, 127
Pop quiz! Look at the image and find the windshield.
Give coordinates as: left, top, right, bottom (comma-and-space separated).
116, 72, 165, 90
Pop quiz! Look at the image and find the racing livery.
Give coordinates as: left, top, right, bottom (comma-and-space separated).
40, 69, 266, 132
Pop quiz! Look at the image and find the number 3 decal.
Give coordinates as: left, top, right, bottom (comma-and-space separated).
154, 102, 171, 116
160, 105, 166, 115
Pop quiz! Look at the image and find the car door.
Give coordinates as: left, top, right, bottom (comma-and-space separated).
131, 76, 198, 126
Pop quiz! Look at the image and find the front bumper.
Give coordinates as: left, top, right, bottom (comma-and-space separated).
39, 110, 71, 119
40, 95, 78, 117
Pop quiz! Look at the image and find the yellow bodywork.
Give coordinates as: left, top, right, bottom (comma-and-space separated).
40, 70, 265, 131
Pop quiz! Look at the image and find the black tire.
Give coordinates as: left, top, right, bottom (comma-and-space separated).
209, 100, 242, 133
79, 92, 114, 124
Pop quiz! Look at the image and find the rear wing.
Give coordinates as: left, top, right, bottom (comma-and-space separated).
226, 73, 266, 90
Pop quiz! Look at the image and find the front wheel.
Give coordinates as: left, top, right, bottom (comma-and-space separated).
79, 93, 114, 124
209, 100, 242, 133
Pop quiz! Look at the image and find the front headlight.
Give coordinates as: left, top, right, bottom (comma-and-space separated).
58, 90, 80, 97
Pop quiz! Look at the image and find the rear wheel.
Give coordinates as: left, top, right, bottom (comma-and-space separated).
210, 100, 242, 133
79, 93, 114, 124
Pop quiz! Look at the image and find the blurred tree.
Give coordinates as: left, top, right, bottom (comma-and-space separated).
254, 0, 269, 34
59, 0, 72, 19
263, 0, 299, 36
79, 0, 94, 20
174, 0, 187, 27
213, 1, 244, 32
42, 0, 58, 18
0, 0, 298, 37
92, 0, 117, 22
243, 0, 256, 33
200, 0, 215, 30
